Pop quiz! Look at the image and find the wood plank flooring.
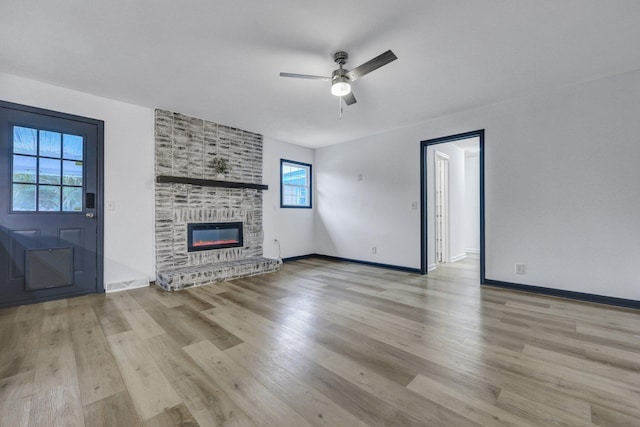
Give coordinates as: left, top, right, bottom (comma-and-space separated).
1, 256, 639, 426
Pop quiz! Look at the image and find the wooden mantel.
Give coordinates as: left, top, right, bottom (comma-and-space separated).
155, 175, 268, 191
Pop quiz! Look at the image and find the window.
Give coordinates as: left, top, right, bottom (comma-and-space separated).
12, 125, 84, 212
280, 159, 312, 208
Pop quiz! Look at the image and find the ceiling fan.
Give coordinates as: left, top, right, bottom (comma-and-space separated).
280, 50, 398, 106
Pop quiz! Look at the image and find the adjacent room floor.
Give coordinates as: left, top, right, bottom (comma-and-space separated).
1, 256, 639, 426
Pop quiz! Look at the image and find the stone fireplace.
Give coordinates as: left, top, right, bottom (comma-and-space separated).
154, 109, 281, 291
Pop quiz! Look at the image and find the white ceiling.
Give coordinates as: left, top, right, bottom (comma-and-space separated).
2, 1, 640, 148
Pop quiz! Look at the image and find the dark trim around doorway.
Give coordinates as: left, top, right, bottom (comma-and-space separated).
420, 129, 485, 284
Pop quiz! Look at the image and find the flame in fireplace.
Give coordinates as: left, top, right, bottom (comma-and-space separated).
193, 239, 239, 247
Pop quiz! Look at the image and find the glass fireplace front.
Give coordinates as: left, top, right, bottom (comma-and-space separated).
187, 222, 243, 252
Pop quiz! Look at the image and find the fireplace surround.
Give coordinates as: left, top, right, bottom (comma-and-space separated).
154, 109, 280, 291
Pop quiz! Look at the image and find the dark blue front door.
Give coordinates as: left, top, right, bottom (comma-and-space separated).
0, 101, 103, 307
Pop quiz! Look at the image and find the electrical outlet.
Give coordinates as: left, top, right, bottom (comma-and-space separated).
106, 200, 115, 211
515, 263, 525, 274
357, 173, 363, 181
372, 246, 377, 255
411, 201, 418, 210
273, 239, 279, 245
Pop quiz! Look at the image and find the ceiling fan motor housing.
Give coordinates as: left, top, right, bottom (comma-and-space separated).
333, 51, 349, 66
331, 68, 348, 81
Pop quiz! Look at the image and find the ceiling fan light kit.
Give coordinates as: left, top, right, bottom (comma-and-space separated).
280, 49, 397, 110
331, 71, 351, 96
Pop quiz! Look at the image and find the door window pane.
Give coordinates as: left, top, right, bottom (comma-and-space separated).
62, 186, 82, 211
39, 130, 61, 158
38, 186, 61, 211
12, 184, 36, 211
39, 158, 62, 185
63, 134, 83, 160
63, 160, 83, 186
13, 126, 37, 155
13, 155, 37, 183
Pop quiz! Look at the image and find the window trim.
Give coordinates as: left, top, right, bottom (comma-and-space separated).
280, 159, 312, 209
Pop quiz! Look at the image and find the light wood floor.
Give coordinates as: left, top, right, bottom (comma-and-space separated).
1, 256, 639, 426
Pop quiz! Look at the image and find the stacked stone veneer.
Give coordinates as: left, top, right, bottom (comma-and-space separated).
154, 109, 280, 291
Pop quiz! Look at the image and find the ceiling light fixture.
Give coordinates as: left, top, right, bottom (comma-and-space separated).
331, 76, 351, 97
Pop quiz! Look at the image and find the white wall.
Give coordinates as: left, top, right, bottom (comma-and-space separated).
314, 136, 420, 268
315, 69, 640, 301
464, 152, 480, 253
262, 137, 315, 259
5, 68, 639, 301
0, 72, 156, 286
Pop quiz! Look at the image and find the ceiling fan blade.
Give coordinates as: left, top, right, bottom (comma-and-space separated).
279, 72, 330, 81
345, 50, 397, 81
343, 91, 357, 106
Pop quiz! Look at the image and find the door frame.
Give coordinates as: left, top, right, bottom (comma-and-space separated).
420, 129, 485, 282
1, 100, 105, 298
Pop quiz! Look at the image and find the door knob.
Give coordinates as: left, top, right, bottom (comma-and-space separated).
86, 213, 95, 218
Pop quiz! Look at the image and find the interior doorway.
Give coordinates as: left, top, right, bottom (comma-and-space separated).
420, 130, 485, 282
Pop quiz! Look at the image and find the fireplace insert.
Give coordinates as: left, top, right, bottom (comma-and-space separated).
187, 222, 243, 252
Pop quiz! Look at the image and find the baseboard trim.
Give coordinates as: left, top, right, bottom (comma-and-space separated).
483, 279, 640, 310
466, 248, 480, 254
283, 253, 421, 274
450, 253, 467, 263
428, 263, 437, 272
282, 254, 316, 263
